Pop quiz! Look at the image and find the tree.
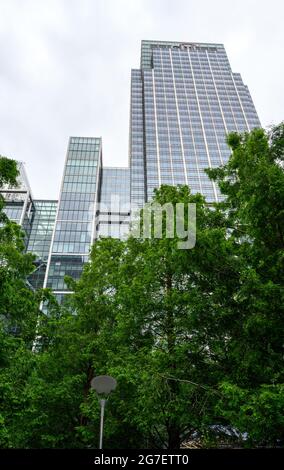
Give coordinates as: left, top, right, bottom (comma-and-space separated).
1, 123, 283, 448
3, 186, 231, 449
66, 186, 241, 448
0, 156, 38, 351
0, 156, 48, 447
0, 156, 18, 189
206, 123, 284, 445
68, 124, 284, 448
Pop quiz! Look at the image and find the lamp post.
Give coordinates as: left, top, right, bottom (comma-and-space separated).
90, 375, 117, 449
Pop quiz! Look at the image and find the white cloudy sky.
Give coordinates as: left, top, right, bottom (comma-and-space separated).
0, 0, 283, 199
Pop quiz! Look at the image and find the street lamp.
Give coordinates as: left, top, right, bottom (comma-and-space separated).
90, 375, 117, 449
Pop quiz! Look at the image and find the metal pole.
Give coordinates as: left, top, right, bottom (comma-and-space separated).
99, 399, 106, 449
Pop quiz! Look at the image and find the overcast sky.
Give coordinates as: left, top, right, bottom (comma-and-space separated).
0, 0, 283, 199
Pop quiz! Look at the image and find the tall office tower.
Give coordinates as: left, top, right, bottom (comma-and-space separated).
129, 41, 261, 204
43, 137, 102, 302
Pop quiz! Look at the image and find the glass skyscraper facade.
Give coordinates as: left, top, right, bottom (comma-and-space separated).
1, 40, 261, 298
26, 200, 57, 290
130, 41, 260, 204
43, 137, 102, 301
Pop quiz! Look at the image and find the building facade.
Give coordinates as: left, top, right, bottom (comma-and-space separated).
1, 40, 261, 298
27, 200, 57, 290
43, 137, 103, 302
130, 40, 260, 204
1, 162, 35, 247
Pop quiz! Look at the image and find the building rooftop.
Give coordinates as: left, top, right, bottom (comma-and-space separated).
140, 40, 225, 68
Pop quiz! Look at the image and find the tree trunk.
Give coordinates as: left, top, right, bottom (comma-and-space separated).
168, 425, 181, 449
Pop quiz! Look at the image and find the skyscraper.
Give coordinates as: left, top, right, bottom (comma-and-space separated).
42, 138, 131, 301
129, 41, 260, 205
2, 40, 261, 298
43, 137, 103, 302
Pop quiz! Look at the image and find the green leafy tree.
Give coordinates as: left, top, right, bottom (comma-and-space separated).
206, 123, 284, 445
69, 124, 284, 448
66, 186, 240, 448
0, 156, 48, 447
1, 123, 283, 448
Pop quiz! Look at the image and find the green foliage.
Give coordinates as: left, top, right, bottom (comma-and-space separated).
0, 156, 18, 190
0, 155, 53, 447
58, 186, 239, 448
217, 382, 284, 445
0, 125, 283, 448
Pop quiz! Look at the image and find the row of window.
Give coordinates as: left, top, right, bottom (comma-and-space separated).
57, 210, 93, 221
52, 242, 91, 254
69, 143, 100, 151
63, 175, 97, 184
62, 182, 97, 193
66, 158, 98, 166
61, 192, 95, 202
54, 231, 91, 243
